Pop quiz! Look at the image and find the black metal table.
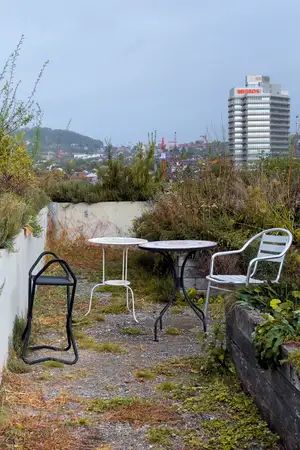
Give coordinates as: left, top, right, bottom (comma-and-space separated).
139, 240, 217, 341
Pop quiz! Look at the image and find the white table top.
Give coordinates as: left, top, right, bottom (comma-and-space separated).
139, 240, 217, 252
88, 237, 148, 246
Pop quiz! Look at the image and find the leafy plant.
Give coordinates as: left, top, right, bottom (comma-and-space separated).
235, 283, 300, 313
253, 298, 300, 368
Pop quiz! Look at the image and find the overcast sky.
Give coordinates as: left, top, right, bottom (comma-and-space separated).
0, 0, 298, 144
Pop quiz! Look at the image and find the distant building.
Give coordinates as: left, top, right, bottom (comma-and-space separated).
228, 75, 290, 165
71, 171, 98, 184
85, 173, 98, 184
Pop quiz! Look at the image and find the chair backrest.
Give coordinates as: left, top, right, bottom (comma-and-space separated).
253, 228, 292, 281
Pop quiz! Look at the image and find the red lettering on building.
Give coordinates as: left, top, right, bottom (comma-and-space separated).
237, 89, 261, 95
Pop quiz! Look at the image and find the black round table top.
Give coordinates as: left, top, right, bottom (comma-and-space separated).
139, 240, 217, 252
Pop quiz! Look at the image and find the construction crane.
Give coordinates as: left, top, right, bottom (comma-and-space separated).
161, 137, 167, 181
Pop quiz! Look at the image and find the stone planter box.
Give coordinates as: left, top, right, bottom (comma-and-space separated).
226, 303, 300, 450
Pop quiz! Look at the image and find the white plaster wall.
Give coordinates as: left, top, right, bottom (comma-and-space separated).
51, 201, 148, 239
0, 208, 48, 376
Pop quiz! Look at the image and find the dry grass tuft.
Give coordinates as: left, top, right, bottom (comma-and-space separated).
0, 371, 83, 450
104, 402, 181, 426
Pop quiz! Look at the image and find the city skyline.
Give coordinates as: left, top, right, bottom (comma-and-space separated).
0, 0, 299, 143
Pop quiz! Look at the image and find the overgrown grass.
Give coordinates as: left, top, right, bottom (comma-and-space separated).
6, 316, 31, 374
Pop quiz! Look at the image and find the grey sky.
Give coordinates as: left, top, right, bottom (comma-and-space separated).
0, 0, 298, 144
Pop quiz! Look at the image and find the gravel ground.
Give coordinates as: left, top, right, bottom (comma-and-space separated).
17, 279, 282, 450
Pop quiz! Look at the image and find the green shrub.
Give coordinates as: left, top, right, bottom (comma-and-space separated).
46, 138, 161, 203
133, 157, 298, 250
0, 194, 28, 249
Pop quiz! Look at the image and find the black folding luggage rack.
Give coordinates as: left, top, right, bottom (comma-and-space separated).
22, 251, 78, 365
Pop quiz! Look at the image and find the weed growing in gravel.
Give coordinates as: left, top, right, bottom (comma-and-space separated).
152, 357, 279, 450
134, 369, 156, 380
65, 417, 90, 427
165, 327, 181, 336
72, 316, 96, 329
87, 397, 142, 413
147, 426, 174, 447
42, 361, 65, 368
74, 331, 126, 353
156, 381, 179, 392
120, 327, 145, 335
39, 372, 52, 380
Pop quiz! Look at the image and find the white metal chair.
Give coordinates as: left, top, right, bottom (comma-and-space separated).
204, 228, 293, 318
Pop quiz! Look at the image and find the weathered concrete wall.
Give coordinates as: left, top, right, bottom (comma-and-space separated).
226, 304, 300, 450
50, 202, 148, 239
0, 208, 48, 378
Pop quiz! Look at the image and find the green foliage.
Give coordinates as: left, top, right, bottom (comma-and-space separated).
152, 356, 279, 450
253, 298, 300, 368
199, 321, 232, 375
6, 316, 30, 374
234, 283, 300, 368
133, 157, 298, 248
179, 377, 279, 449
0, 194, 28, 249
281, 348, 300, 376
0, 38, 49, 248
147, 426, 173, 448
46, 136, 161, 203
23, 126, 104, 153
235, 282, 300, 313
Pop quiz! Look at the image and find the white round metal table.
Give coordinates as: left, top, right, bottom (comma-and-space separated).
86, 237, 148, 322
139, 240, 217, 340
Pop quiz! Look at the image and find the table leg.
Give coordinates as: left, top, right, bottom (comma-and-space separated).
153, 252, 178, 342
180, 251, 206, 333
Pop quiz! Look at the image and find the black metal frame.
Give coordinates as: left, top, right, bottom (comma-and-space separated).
22, 251, 78, 365
153, 250, 206, 341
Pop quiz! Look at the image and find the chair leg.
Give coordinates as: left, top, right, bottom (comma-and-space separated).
204, 281, 211, 318
126, 287, 130, 311
127, 286, 138, 323
64, 285, 72, 351
85, 283, 104, 316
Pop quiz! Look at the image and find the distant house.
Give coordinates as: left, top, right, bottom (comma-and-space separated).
85, 173, 98, 184
71, 170, 98, 184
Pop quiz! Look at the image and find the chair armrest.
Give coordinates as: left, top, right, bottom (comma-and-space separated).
246, 253, 286, 282
209, 249, 244, 276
